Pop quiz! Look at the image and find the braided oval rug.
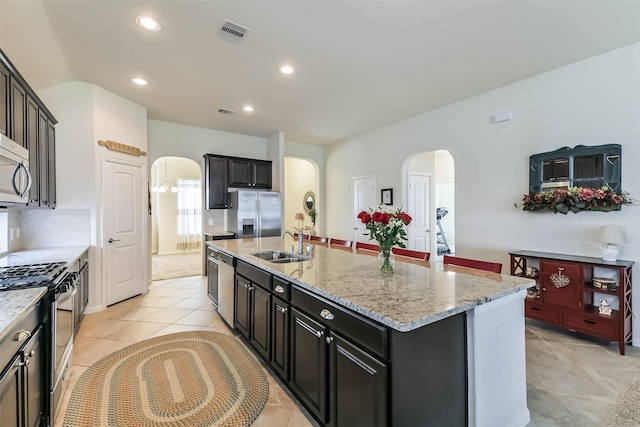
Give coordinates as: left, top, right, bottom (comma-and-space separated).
63, 331, 269, 426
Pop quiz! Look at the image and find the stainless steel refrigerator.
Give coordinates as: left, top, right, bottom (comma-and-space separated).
228, 191, 282, 238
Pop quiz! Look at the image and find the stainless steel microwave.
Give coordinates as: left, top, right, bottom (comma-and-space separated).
0, 134, 31, 206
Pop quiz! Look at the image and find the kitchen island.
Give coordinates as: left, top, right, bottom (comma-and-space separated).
207, 237, 533, 427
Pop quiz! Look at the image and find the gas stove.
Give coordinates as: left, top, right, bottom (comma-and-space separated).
0, 262, 68, 291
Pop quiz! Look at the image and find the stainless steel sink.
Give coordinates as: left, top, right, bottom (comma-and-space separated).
251, 250, 310, 263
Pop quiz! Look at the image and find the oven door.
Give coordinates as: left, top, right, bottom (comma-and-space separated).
0, 135, 31, 204
51, 279, 75, 420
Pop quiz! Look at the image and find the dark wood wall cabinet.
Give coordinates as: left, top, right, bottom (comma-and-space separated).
0, 49, 57, 208
231, 257, 467, 427
203, 154, 272, 209
510, 250, 633, 355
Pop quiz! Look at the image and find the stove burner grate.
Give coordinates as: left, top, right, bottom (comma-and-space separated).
0, 262, 68, 291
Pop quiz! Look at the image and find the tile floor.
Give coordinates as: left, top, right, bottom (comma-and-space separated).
54, 275, 640, 427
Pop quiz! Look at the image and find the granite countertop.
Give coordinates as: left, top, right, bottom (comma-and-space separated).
0, 245, 89, 268
206, 237, 533, 332
204, 231, 235, 237
0, 245, 89, 343
0, 287, 47, 343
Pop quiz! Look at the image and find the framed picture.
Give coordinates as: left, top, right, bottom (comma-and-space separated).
381, 188, 393, 205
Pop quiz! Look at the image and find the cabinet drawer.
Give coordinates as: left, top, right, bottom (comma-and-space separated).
525, 300, 561, 324
272, 276, 291, 301
563, 311, 618, 340
236, 260, 271, 290
292, 287, 387, 359
540, 260, 581, 278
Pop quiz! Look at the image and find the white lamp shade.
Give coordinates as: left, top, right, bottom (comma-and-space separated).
597, 225, 627, 244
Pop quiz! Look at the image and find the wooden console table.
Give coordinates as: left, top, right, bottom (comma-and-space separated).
509, 251, 633, 355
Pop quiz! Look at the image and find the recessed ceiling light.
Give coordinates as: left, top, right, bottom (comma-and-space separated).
130, 77, 149, 86
278, 65, 295, 75
243, 105, 254, 112
135, 16, 161, 32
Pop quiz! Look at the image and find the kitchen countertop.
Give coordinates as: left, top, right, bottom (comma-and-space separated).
204, 231, 235, 238
0, 245, 89, 267
0, 245, 89, 344
206, 237, 533, 332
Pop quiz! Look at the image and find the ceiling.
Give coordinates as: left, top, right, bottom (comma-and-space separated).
4, 1, 640, 145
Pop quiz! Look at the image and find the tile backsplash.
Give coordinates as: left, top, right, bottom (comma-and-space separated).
19, 209, 91, 249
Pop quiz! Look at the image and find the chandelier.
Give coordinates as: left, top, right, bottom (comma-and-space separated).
152, 157, 177, 193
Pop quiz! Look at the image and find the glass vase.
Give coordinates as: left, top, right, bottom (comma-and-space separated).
378, 248, 395, 274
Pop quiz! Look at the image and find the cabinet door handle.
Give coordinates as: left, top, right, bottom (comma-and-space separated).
274, 285, 285, 294
320, 309, 334, 320
326, 336, 334, 344
276, 305, 287, 314
295, 317, 323, 338
16, 330, 31, 341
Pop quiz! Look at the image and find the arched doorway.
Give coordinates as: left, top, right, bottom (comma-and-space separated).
150, 156, 203, 280
284, 157, 321, 235
403, 150, 455, 259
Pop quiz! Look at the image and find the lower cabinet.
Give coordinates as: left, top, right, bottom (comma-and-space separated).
235, 267, 271, 361
290, 308, 328, 423
271, 297, 289, 380
329, 333, 387, 427
0, 303, 44, 427
289, 306, 388, 427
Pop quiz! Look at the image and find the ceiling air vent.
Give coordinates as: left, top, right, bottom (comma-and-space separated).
217, 108, 236, 115
218, 19, 251, 42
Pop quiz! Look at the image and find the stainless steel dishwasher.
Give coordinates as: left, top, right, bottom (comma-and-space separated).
206, 247, 219, 308
217, 252, 235, 327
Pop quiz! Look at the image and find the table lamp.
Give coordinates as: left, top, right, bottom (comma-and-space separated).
295, 212, 304, 229
597, 225, 627, 261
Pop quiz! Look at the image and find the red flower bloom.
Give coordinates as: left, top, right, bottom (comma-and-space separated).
357, 211, 372, 224
398, 212, 412, 225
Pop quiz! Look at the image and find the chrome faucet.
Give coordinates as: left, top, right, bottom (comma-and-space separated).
282, 229, 305, 254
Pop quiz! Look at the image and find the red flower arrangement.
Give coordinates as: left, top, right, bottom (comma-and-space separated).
357, 205, 412, 251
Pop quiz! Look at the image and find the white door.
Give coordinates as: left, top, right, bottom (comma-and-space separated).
103, 158, 147, 306
407, 172, 430, 252
352, 175, 376, 243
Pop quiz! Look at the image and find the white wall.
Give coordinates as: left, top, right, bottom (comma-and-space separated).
33, 81, 148, 312
326, 42, 640, 344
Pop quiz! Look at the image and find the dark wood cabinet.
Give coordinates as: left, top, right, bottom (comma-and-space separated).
0, 355, 21, 427
74, 252, 90, 335
510, 250, 633, 355
271, 296, 290, 380
9, 79, 26, 148
1, 48, 56, 209
250, 284, 271, 360
0, 61, 8, 136
290, 308, 328, 423
235, 275, 251, 338
25, 96, 39, 206
203, 154, 229, 209
329, 333, 387, 427
235, 260, 272, 360
204, 154, 272, 209
228, 157, 272, 189
0, 301, 44, 427
23, 327, 43, 427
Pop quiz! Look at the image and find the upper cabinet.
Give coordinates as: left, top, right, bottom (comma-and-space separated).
204, 154, 273, 209
204, 154, 229, 209
229, 157, 272, 189
0, 49, 57, 208
529, 144, 622, 194
0, 62, 9, 136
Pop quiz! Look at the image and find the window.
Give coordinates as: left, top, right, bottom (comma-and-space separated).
176, 178, 202, 250
529, 144, 621, 193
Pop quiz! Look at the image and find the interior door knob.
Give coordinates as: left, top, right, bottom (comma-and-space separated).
108, 238, 120, 243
